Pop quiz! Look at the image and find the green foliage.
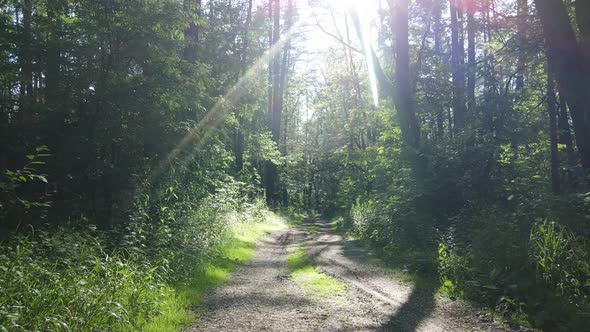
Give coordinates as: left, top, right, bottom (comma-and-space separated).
530, 219, 590, 307
0, 183, 279, 331
437, 241, 470, 298
0, 147, 51, 230
0, 227, 168, 331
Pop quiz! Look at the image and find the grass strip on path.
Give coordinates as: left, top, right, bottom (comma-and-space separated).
286, 247, 347, 300
143, 213, 288, 332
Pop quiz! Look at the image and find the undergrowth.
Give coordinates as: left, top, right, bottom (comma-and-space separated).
340, 195, 590, 331
0, 195, 286, 332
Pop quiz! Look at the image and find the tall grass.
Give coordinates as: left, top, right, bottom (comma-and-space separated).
0, 198, 287, 331
0, 227, 168, 331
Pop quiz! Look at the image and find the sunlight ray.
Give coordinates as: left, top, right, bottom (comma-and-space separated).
341, 1, 380, 107
356, 7, 380, 107
148, 19, 303, 185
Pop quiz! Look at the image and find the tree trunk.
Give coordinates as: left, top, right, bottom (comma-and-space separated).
265, 0, 281, 206
575, 0, 590, 82
450, 0, 466, 130
534, 0, 590, 170
466, 9, 476, 112
183, 0, 202, 63
278, 0, 293, 155
515, 0, 528, 90
272, 0, 281, 135
46, 1, 61, 108
20, 0, 34, 128
557, 88, 575, 162
433, 0, 443, 56
547, 63, 560, 194
391, 0, 419, 149
234, 0, 252, 172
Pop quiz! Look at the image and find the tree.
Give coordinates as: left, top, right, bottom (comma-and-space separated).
450, 0, 466, 130
466, 1, 476, 113
234, 0, 253, 172
534, 0, 590, 170
265, 0, 282, 206
391, 0, 420, 149
547, 59, 560, 194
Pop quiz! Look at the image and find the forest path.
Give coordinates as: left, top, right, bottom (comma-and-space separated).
189, 218, 511, 332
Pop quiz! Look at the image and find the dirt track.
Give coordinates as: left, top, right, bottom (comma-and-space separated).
190, 219, 512, 332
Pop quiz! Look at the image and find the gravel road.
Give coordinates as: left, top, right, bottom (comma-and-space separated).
190, 219, 512, 332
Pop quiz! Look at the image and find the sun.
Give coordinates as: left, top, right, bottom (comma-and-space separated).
298, 0, 382, 106
324, 0, 381, 18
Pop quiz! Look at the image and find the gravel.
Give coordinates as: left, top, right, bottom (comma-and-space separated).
189, 219, 514, 332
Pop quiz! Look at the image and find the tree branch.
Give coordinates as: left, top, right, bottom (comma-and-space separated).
312, 14, 363, 54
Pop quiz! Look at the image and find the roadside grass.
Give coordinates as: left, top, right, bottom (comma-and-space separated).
142, 212, 288, 332
286, 248, 347, 300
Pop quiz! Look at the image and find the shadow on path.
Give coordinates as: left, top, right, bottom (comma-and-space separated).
305, 218, 441, 332
377, 277, 438, 331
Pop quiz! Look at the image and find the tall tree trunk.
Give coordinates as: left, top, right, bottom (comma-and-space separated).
547, 62, 560, 194
234, 0, 252, 172
466, 9, 476, 113
433, 0, 445, 138
391, 0, 420, 149
278, 0, 293, 155
265, 0, 281, 206
20, 0, 34, 128
183, 0, 202, 63
557, 89, 575, 162
575, 0, 590, 82
279, 0, 293, 208
534, 0, 590, 170
433, 0, 443, 56
450, 0, 466, 130
349, 1, 419, 149
515, 0, 528, 90
271, 0, 282, 146
46, 1, 61, 108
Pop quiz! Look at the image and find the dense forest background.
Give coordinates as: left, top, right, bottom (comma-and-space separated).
1, 0, 589, 330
